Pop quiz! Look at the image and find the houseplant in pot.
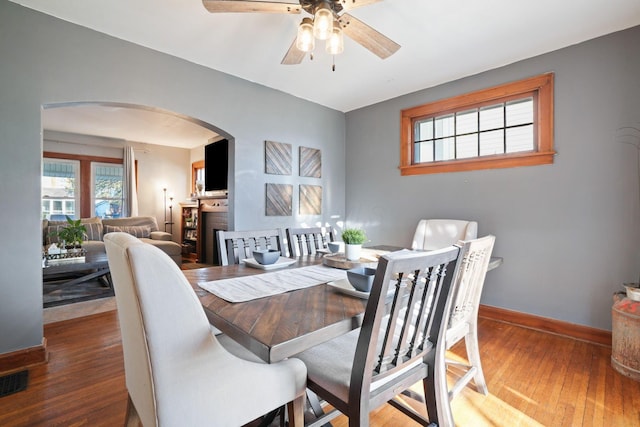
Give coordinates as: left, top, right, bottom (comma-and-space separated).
341, 228, 367, 261
49, 216, 86, 254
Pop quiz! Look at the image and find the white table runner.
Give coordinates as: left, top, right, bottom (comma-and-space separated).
198, 264, 349, 303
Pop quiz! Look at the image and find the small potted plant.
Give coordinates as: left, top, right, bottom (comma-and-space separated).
49, 216, 86, 253
341, 228, 367, 261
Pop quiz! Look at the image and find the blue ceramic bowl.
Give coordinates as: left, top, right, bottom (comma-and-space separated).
253, 249, 280, 265
347, 267, 377, 292
327, 242, 342, 253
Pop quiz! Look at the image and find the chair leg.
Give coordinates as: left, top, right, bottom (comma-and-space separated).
421, 376, 442, 426
287, 394, 305, 427
465, 326, 488, 395
124, 394, 142, 427
349, 409, 369, 427
430, 348, 456, 427
306, 389, 325, 417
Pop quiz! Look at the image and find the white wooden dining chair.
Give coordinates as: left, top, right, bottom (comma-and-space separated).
286, 226, 335, 257
295, 246, 463, 427
104, 232, 306, 427
411, 219, 478, 251
217, 228, 287, 265
442, 235, 496, 404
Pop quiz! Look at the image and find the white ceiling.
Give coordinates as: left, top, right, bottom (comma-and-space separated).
14, 0, 640, 148
42, 104, 221, 150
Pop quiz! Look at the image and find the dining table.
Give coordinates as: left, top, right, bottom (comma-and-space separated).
184, 254, 366, 363
182, 245, 503, 364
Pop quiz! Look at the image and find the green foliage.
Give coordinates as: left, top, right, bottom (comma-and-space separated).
95, 177, 122, 198
49, 216, 86, 247
341, 228, 367, 245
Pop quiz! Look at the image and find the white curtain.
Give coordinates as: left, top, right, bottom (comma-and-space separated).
123, 145, 139, 217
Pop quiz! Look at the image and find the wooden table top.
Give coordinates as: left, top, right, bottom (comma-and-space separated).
183, 248, 503, 363
183, 255, 368, 363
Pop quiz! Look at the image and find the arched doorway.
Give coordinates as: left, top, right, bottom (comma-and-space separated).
41, 102, 232, 317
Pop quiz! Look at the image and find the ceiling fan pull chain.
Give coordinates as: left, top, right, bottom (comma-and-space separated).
332, 55, 336, 72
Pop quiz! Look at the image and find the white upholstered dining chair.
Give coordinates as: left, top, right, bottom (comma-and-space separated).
104, 232, 306, 427
295, 246, 463, 427
411, 219, 478, 251
441, 235, 496, 408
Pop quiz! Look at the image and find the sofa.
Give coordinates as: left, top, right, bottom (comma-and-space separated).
42, 216, 182, 266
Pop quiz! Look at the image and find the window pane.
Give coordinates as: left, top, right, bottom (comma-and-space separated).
457, 134, 478, 159
506, 98, 533, 126
506, 124, 534, 152
415, 118, 433, 141
480, 130, 504, 156
93, 163, 123, 218
456, 109, 478, 134
435, 137, 455, 161
416, 141, 433, 162
480, 104, 504, 131
42, 158, 79, 219
435, 115, 454, 138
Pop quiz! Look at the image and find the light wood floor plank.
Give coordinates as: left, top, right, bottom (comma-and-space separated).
1, 312, 639, 426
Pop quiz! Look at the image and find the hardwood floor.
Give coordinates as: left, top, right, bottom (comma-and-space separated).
1, 311, 639, 426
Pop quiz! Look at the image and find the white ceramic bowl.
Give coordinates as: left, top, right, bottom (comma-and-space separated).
253, 249, 280, 265
347, 267, 376, 292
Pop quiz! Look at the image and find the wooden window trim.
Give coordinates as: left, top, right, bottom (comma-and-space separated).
400, 73, 555, 175
192, 160, 204, 194
43, 152, 123, 218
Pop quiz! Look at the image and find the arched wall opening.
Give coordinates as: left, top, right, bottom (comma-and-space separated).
41, 101, 235, 310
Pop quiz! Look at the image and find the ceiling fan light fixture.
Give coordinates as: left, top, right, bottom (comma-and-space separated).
296, 17, 315, 52
326, 21, 344, 55
313, 3, 333, 41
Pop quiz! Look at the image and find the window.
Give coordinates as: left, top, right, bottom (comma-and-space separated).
93, 163, 124, 218
42, 158, 80, 219
42, 152, 124, 219
400, 73, 555, 175
192, 160, 204, 195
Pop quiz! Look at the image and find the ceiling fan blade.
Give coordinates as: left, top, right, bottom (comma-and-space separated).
338, 13, 400, 59
202, 0, 301, 14
338, 0, 383, 12
281, 38, 306, 65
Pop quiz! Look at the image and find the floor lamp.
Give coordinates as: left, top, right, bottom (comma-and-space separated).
163, 188, 174, 233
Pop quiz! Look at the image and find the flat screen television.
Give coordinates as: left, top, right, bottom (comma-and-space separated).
204, 138, 228, 192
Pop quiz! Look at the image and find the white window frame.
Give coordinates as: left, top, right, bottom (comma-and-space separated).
41, 158, 80, 219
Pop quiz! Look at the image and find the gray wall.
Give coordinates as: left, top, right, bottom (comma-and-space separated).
0, 1, 345, 354
345, 25, 640, 330
2, 0, 637, 357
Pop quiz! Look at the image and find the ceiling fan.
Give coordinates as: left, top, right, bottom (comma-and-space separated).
202, 0, 400, 68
